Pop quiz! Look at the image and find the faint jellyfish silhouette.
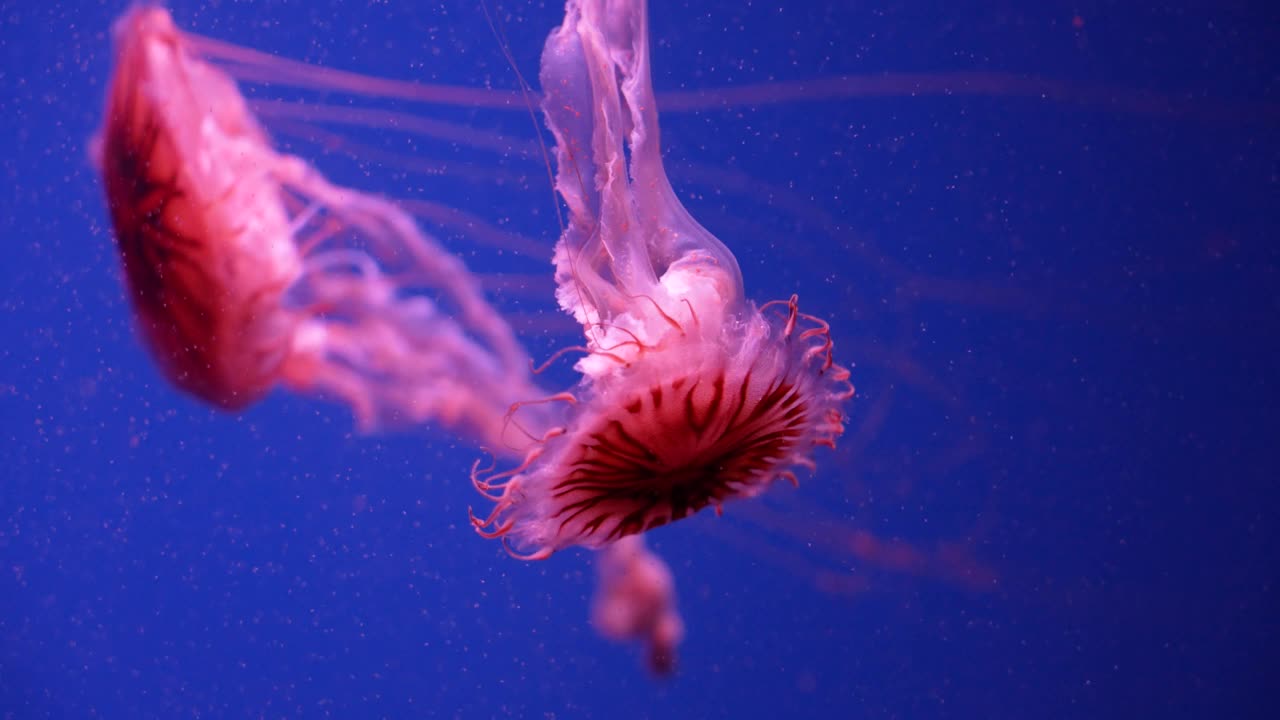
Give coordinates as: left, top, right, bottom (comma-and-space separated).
468, 0, 854, 558
94, 7, 545, 448
591, 535, 684, 676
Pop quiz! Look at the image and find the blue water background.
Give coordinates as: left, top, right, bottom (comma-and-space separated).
1, 1, 1276, 717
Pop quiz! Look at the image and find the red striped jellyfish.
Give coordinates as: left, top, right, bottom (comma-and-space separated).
95, 7, 542, 447
470, 0, 854, 557
591, 535, 683, 676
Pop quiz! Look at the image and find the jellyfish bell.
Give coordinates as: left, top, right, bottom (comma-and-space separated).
468, 0, 854, 559
95, 6, 545, 449
97, 6, 300, 409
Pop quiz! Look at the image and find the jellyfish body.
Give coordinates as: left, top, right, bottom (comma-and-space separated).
591, 536, 683, 676
471, 0, 853, 557
97, 7, 541, 446
98, 6, 300, 408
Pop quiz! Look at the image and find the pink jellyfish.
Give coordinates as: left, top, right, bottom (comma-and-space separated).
470, 0, 854, 557
591, 536, 684, 676
95, 7, 542, 446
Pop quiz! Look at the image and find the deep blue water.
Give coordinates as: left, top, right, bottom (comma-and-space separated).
2, 2, 1277, 718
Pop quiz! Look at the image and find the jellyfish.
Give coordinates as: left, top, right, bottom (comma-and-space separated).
591, 536, 683, 676
95, 6, 544, 447
469, 0, 854, 558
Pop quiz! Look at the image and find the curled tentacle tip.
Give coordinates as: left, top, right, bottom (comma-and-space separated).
502, 537, 554, 561
475, 517, 515, 539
